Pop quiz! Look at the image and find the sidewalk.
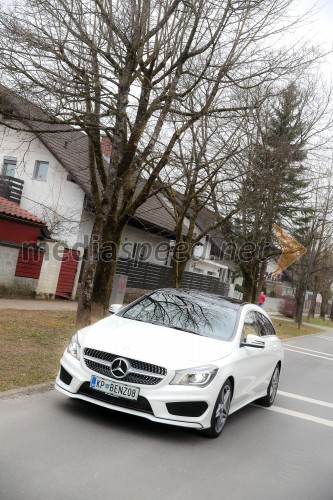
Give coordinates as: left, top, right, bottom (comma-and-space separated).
0, 298, 78, 311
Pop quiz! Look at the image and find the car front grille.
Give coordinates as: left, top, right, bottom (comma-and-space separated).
83, 348, 167, 385
77, 382, 154, 415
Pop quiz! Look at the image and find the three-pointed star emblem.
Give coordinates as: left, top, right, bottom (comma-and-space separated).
110, 357, 130, 378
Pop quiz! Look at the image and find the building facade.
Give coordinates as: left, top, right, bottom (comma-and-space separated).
0, 86, 233, 299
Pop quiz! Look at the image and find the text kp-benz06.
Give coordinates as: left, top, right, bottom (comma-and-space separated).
56, 289, 283, 438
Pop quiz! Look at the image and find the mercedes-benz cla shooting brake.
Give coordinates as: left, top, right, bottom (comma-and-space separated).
56, 289, 283, 438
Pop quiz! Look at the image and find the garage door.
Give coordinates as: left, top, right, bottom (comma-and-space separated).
56, 249, 80, 298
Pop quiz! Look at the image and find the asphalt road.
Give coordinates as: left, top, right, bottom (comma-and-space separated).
1, 331, 333, 500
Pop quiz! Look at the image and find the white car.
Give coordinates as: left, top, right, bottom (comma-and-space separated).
55, 289, 283, 438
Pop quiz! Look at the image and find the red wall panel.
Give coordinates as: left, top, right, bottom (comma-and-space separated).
0, 219, 40, 244
15, 248, 44, 279
56, 249, 80, 298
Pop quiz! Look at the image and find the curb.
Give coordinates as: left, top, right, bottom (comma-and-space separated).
0, 382, 54, 400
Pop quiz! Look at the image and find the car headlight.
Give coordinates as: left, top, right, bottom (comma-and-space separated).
170, 365, 218, 387
67, 332, 81, 360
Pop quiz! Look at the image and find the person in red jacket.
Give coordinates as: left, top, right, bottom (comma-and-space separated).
259, 291, 266, 308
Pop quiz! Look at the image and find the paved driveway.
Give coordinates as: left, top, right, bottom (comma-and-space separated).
1, 331, 332, 500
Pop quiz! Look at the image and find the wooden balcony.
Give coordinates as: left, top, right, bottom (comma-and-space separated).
0, 175, 24, 204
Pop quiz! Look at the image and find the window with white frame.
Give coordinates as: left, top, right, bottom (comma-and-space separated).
34, 161, 49, 180
207, 271, 217, 276
2, 157, 17, 177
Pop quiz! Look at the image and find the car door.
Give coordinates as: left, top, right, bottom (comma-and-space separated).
255, 312, 281, 386
232, 310, 273, 407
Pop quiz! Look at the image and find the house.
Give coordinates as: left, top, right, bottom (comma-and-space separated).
264, 260, 297, 297
0, 86, 232, 299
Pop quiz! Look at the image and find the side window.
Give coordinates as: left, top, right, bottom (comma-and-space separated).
242, 311, 260, 341
2, 156, 17, 177
34, 161, 49, 180
256, 313, 276, 336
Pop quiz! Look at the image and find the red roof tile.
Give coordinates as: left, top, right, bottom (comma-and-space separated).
0, 197, 46, 224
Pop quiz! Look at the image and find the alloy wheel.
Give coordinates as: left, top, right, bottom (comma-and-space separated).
215, 384, 231, 433
269, 366, 280, 404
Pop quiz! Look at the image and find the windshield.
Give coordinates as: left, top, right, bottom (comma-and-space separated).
121, 290, 238, 341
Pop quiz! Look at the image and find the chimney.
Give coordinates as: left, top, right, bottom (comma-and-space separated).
101, 135, 112, 160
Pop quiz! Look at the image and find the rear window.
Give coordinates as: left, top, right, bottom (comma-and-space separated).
122, 290, 238, 341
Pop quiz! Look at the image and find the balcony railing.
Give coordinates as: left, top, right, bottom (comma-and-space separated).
0, 175, 24, 204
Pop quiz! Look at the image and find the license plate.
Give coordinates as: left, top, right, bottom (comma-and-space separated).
90, 375, 139, 401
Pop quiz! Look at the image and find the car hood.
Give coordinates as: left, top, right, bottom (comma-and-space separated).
80, 315, 233, 369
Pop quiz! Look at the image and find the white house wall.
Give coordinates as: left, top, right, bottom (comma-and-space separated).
188, 258, 227, 278
36, 241, 63, 296
189, 238, 231, 278
192, 236, 211, 260
0, 245, 19, 285
76, 212, 170, 266
0, 244, 39, 293
35, 241, 83, 298
120, 226, 169, 266
77, 209, 95, 249
0, 124, 85, 247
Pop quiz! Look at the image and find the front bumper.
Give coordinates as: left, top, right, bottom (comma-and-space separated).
55, 350, 221, 430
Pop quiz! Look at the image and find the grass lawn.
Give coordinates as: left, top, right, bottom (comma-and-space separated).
302, 316, 333, 328
271, 318, 322, 340
0, 309, 325, 392
0, 310, 77, 392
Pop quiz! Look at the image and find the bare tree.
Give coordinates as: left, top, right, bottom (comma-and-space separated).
160, 113, 244, 287
0, 0, 321, 326
218, 80, 332, 303
293, 168, 333, 325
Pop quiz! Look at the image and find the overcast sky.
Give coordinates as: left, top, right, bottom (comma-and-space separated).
306, 0, 333, 44
1, 0, 332, 76
295, 0, 333, 76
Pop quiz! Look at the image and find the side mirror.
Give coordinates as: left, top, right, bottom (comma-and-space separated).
109, 304, 124, 314
241, 333, 265, 349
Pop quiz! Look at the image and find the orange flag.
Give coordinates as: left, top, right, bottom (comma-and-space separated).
272, 224, 307, 276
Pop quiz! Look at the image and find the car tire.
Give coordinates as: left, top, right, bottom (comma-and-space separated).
256, 364, 280, 407
201, 379, 232, 438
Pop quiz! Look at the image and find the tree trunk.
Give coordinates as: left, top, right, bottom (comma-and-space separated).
307, 293, 316, 320
170, 217, 196, 289
91, 226, 124, 310
76, 214, 105, 328
242, 271, 255, 302
320, 288, 330, 320
254, 260, 268, 304
250, 262, 260, 303
170, 255, 188, 288
294, 280, 306, 326
330, 302, 333, 321
307, 276, 319, 320
320, 299, 327, 319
